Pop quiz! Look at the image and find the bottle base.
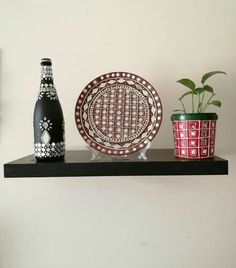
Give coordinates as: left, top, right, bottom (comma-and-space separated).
35, 155, 65, 162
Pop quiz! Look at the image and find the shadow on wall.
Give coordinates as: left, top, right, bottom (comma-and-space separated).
0, 50, 1, 139
0, 219, 16, 268
0, 216, 29, 268
0, 221, 5, 268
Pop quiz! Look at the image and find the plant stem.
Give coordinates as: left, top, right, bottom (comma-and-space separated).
180, 99, 187, 113
201, 91, 205, 112
200, 93, 215, 113
192, 93, 194, 113
197, 94, 201, 113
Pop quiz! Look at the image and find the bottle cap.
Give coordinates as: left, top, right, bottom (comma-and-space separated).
41, 58, 52, 66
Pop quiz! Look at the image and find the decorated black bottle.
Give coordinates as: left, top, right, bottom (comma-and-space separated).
33, 58, 65, 161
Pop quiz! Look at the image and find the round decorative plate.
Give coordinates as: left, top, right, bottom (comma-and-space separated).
75, 72, 163, 155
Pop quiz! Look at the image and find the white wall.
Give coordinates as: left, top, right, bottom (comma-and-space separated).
0, 0, 236, 267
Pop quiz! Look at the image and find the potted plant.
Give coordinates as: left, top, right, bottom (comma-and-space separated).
171, 71, 226, 159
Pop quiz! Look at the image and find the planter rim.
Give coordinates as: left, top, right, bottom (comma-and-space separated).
171, 113, 218, 121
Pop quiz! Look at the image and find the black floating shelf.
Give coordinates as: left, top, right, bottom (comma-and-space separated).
4, 149, 228, 178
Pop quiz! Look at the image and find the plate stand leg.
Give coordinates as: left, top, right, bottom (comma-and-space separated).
137, 141, 151, 160
87, 145, 101, 160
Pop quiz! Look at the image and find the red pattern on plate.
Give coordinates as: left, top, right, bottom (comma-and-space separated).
75, 72, 162, 155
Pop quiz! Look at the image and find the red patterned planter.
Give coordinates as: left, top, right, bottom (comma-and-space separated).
171, 113, 218, 159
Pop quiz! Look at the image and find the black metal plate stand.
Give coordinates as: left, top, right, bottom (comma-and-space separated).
4, 149, 228, 178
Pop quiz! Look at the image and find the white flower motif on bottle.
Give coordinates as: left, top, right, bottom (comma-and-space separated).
39, 117, 53, 145
39, 117, 53, 131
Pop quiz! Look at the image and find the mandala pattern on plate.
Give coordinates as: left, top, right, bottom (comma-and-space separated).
75, 72, 163, 155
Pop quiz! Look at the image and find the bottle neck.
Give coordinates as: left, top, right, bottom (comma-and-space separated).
40, 65, 54, 84
38, 63, 58, 100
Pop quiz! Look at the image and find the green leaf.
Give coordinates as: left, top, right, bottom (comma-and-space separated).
179, 91, 196, 100
201, 71, 226, 84
194, 87, 205, 94
177, 79, 195, 90
203, 85, 214, 93
209, 100, 222, 107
